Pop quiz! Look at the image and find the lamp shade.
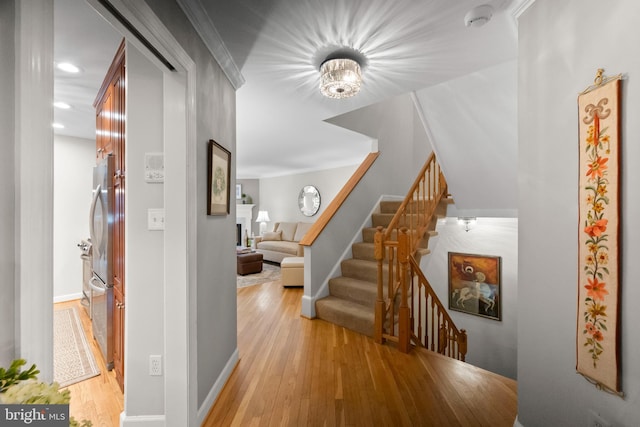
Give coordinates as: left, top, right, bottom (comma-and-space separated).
256, 211, 270, 223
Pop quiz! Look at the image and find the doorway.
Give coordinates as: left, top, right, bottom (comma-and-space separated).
31, 0, 195, 424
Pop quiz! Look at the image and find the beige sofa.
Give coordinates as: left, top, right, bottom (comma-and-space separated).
254, 222, 312, 264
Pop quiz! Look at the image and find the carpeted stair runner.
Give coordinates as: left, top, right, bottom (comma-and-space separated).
315, 199, 444, 337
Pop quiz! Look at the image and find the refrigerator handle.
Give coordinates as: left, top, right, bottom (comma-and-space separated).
88, 275, 106, 295
89, 184, 101, 243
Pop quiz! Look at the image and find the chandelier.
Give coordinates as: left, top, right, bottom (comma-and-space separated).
319, 58, 362, 99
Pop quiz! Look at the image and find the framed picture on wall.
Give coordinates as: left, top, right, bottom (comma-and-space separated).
236, 184, 242, 200
207, 139, 231, 216
448, 252, 501, 321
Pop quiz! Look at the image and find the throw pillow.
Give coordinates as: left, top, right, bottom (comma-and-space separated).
262, 231, 282, 241
276, 222, 297, 241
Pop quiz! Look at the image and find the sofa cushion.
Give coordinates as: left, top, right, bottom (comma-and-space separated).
257, 240, 299, 255
276, 222, 297, 242
262, 231, 282, 241
293, 222, 313, 242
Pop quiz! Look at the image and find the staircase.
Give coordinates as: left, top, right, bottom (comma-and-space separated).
314, 200, 439, 336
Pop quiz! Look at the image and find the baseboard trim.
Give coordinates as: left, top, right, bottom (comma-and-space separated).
53, 292, 82, 303
196, 348, 240, 425
301, 294, 315, 318
119, 414, 165, 426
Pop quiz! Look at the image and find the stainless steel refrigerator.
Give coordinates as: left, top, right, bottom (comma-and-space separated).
89, 154, 114, 370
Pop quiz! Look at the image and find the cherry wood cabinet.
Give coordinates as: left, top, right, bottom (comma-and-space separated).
94, 39, 126, 391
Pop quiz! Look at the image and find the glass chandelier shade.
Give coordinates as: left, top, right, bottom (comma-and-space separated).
319, 58, 362, 99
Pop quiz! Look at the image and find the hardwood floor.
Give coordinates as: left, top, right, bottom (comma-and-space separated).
54, 300, 123, 427
54, 280, 517, 426
203, 282, 517, 427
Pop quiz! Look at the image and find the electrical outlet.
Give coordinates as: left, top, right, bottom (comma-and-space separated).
589, 410, 611, 427
149, 355, 162, 376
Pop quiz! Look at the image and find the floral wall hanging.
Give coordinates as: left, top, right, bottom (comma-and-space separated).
576, 69, 623, 395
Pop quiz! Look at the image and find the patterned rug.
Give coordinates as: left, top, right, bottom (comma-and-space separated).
237, 263, 281, 288
53, 307, 100, 387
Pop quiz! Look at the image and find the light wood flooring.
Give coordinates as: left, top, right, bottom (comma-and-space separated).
203, 282, 518, 426
54, 299, 123, 427
55, 279, 517, 426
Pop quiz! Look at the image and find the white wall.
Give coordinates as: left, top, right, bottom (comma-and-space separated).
0, 0, 15, 366
259, 164, 358, 227
144, 0, 239, 418
236, 178, 259, 235
422, 217, 518, 379
416, 61, 518, 218
53, 135, 94, 301
124, 42, 165, 417
518, 1, 640, 425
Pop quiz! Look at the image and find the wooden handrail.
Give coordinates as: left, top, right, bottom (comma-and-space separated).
299, 152, 379, 246
374, 153, 466, 361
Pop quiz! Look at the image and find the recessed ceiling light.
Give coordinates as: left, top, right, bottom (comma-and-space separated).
52, 123, 65, 129
56, 62, 80, 73
53, 101, 71, 109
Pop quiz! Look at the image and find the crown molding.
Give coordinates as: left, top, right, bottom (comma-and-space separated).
510, 0, 537, 21
176, 0, 245, 90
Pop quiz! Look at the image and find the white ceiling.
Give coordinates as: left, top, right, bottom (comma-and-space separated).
54, 0, 519, 191
53, 0, 122, 141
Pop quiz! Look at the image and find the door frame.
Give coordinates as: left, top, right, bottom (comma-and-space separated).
21, 1, 197, 424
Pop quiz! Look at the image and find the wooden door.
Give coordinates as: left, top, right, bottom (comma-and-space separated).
95, 40, 126, 391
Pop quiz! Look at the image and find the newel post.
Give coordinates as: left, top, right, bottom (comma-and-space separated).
374, 226, 385, 344
398, 227, 410, 353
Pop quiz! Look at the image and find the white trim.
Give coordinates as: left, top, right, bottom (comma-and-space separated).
509, 0, 537, 21
120, 414, 165, 427
83, 1, 198, 424
176, 0, 245, 89
301, 195, 389, 318
53, 293, 83, 303
16, 0, 54, 382
196, 349, 239, 425
513, 415, 524, 427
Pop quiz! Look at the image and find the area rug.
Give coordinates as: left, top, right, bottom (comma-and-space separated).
237, 263, 281, 288
53, 307, 100, 387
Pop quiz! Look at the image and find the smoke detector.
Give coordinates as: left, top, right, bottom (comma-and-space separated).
464, 4, 493, 27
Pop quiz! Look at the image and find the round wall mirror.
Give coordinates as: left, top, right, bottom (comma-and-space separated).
298, 185, 321, 216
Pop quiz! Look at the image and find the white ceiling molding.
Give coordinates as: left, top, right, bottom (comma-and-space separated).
176, 0, 245, 89
509, 0, 537, 22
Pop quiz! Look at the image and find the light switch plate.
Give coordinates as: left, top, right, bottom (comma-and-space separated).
148, 208, 165, 230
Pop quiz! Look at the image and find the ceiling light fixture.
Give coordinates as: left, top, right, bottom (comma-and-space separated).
56, 62, 80, 73
319, 58, 362, 99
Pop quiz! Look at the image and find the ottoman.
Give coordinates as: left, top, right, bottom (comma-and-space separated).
237, 252, 263, 275
281, 257, 304, 287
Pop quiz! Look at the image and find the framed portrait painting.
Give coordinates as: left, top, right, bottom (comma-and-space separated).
207, 140, 230, 216
448, 252, 501, 321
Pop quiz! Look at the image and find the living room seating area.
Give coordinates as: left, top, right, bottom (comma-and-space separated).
254, 221, 313, 263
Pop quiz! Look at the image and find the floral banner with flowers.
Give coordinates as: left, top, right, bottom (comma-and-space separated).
577, 75, 622, 394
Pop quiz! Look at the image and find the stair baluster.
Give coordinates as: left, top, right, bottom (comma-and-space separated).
373, 153, 467, 362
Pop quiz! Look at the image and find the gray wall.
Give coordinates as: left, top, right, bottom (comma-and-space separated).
259, 165, 358, 227
518, 1, 640, 425
144, 0, 238, 411
422, 217, 518, 379
304, 93, 432, 315
0, 0, 15, 366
